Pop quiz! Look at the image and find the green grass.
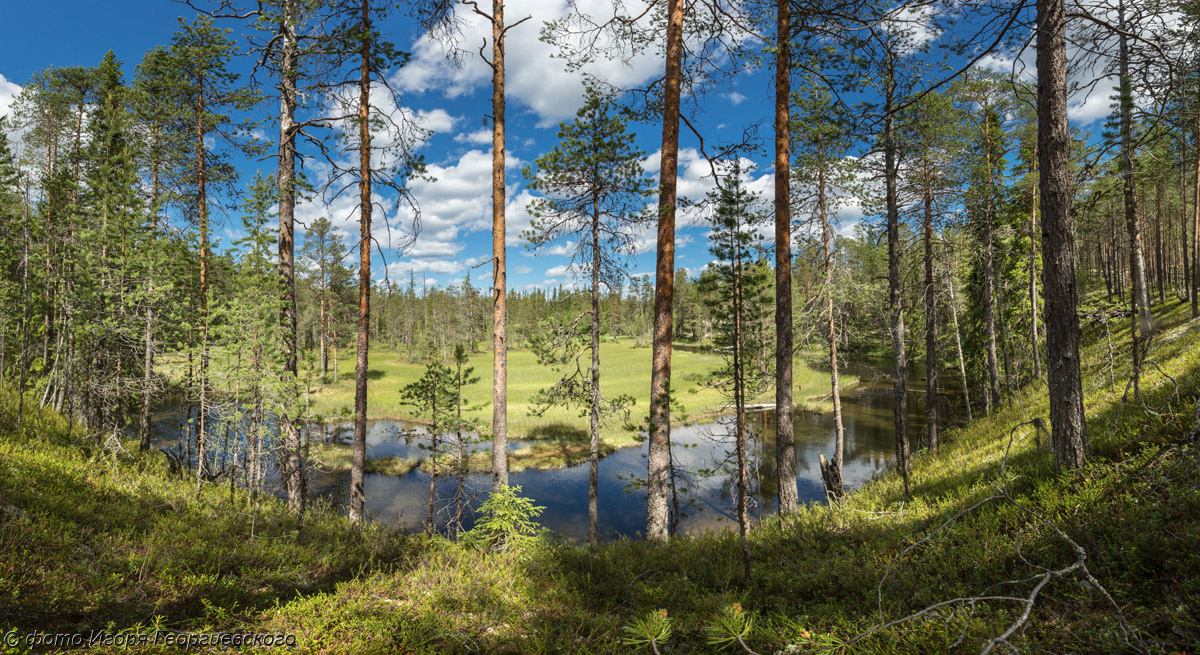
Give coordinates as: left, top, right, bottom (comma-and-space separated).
169, 340, 856, 452
3, 296, 1198, 654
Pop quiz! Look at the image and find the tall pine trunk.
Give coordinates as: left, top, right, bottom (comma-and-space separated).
647, 0, 684, 543
982, 105, 1002, 413
1028, 155, 1042, 380
773, 0, 799, 516
278, 0, 304, 514
195, 81, 209, 498
1038, 0, 1088, 469
946, 258, 973, 422
1119, 3, 1151, 396
883, 58, 909, 495
923, 176, 938, 452
490, 0, 510, 490
821, 138, 845, 498
589, 198, 601, 548
139, 142, 160, 452
349, 0, 372, 522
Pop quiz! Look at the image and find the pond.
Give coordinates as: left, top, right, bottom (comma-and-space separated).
147, 358, 960, 541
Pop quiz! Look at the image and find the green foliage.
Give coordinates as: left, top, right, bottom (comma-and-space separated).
621, 609, 672, 653
704, 604, 754, 650
462, 485, 546, 553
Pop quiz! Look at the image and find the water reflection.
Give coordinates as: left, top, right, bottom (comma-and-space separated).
149, 357, 959, 541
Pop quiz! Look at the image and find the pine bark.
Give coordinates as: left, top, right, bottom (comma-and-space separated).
589, 193, 601, 548
883, 59, 909, 494
922, 176, 938, 452
349, 0, 372, 522
1029, 158, 1042, 380
195, 80, 209, 498
821, 139, 845, 497
1118, 6, 1151, 396
278, 0, 304, 513
982, 106, 1002, 413
490, 0, 510, 490
1037, 0, 1088, 469
647, 0, 684, 543
773, 0, 798, 516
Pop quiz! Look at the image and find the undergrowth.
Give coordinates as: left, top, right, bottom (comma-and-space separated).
0, 297, 1197, 653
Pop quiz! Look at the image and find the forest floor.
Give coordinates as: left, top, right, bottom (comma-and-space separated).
2, 298, 1199, 654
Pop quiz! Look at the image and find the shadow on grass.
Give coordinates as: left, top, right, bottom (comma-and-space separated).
524, 423, 588, 443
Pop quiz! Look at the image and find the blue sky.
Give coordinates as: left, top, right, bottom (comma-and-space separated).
0, 1, 1125, 294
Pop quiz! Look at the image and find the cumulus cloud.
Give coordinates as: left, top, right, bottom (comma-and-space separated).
0, 74, 20, 121
391, 0, 668, 125
454, 129, 492, 145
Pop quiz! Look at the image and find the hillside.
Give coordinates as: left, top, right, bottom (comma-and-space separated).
1, 299, 1198, 654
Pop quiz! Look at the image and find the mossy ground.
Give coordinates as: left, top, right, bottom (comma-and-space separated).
3, 297, 1198, 654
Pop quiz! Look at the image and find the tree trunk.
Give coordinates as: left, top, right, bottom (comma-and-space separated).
883, 58, 909, 495
923, 178, 938, 452
349, 0, 372, 522
1037, 0, 1088, 469
278, 0, 304, 514
589, 195, 602, 548
1118, 4, 1152, 397
647, 0, 684, 543
946, 258, 972, 423
773, 0, 798, 516
139, 147, 160, 452
491, 0, 510, 490
1155, 183, 1165, 305
982, 103, 1002, 412
821, 139, 845, 498
732, 215, 751, 581
1029, 158, 1042, 380
1193, 80, 1200, 318
195, 82, 209, 499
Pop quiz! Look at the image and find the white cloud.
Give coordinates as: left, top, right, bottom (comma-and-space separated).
0, 74, 19, 121
514, 265, 532, 274
454, 129, 492, 145
545, 263, 578, 278
392, 0, 669, 125
725, 91, 746, 106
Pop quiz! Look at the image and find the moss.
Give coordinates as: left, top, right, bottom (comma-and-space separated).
5, 295, 1199, 654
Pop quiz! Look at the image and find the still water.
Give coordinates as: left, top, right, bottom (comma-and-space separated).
150, 359, 958, 541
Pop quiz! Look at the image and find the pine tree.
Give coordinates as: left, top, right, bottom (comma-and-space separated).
522, 87, 650, 547
699, 159, 770, 580
168, 15, 260, 495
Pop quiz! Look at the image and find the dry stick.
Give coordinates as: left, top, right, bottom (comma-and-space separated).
858, 410, 1147, 654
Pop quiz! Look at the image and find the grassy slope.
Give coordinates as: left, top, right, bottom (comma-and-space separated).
299, 341, 851, 448
2, 299, 1198, 654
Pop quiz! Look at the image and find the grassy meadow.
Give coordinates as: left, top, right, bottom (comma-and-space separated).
195, 340, 856, 449
2, 294, 1197, 653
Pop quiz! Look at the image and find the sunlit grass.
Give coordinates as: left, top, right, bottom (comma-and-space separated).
172, 339, 856, 449
3, 290, 1198, 654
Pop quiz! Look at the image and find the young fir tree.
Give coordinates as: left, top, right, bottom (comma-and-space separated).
699, 158, 770, 581
522, 87, 650, 547
228, 173, 285, 496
